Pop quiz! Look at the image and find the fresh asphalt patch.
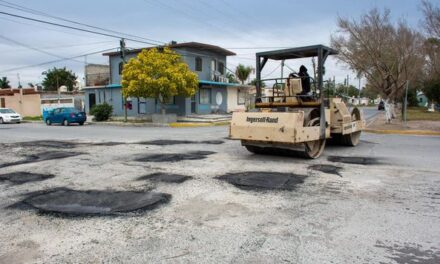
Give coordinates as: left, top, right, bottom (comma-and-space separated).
11, 188, 171, 216
137, 172, 192, 183
135, 151, 216, 163
0, 172, 55, 185
308, 164, 343, 177
0, 140, 78, 149
91, 142, 125, 146
136, 140, 224, 146
327, 156, 382, 165
0, 151, 85, 168
217, 172, 307, 191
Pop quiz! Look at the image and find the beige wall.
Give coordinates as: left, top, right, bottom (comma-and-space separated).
227, 87, 246, 112
0, 93, 41, 116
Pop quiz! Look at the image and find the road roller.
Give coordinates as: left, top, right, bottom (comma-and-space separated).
229, 45, 365, 159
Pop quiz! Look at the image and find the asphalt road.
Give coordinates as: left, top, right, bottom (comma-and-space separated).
0, 122, 439, 263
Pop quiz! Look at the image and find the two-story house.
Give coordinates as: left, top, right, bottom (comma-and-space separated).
82, 42, 246, 118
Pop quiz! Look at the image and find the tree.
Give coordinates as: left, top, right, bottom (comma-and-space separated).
361, 84, 380, 99
249, 78, 266, 88
121, 48, 199, 114
42, 67, 77, 91
421, 1, 440, 78
423, 78, 440, 104
331, 8, 425, 102
226, 72, 238, 83
0, 77, 11, 88
235, 64, 254, 84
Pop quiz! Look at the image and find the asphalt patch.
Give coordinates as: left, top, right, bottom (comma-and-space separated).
135, 151, 215, 162
375, 240, 440, 264
308, 164, 343, 177
217, 172, 307, 190
0, 151, 84, 168
15, 140, 78, 149
91, 142, 125, 146
137, 172, 192, 183
136, 140, 224, 145
14, 188, 171, 216
0, 172, 55, 184
327, 156, 382, 165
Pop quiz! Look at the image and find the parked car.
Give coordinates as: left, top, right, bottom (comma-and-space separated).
45, 107, 86, 126
0, 108, 22, 124
378, 100, 385, 111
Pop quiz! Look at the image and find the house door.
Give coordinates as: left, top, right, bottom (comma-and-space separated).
89, 93, 96, 110
0, 98, 5, 108
191, 95, 196, 113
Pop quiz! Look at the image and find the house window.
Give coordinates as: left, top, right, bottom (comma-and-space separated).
238, 89, 246, 105
199, 88, 211, 104
218, 62, 225, 75
195, 57, 202, 72
419, 97, 423, 103
118, 62, 124, 75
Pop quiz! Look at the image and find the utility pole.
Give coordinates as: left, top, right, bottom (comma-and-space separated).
17, 73, 21, 88
346, 74, 349, 97
120, 39, 127, 122
280, 60, 284, 84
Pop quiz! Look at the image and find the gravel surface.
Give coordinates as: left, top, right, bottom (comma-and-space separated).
0, 122, 439, 263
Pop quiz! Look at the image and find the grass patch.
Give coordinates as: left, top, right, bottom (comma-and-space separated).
23, 116, 42, 121
407, 107, 440, 121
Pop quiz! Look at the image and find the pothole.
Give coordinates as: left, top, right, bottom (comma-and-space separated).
137, 172, 192, 183
135, 151, 215, 162
308, 164, 343, 177
0, 172, 55, 184
136, 140, 224, 145
14, 188, 171, 216
0, 151, 85, 168
327, 156, 382, 165
217, 172, 307, 190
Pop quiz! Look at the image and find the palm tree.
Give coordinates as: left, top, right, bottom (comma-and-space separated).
235, 64, 254, 85
0, 77, 11, 89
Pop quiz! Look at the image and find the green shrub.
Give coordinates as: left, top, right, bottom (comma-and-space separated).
90, 103, 113, 121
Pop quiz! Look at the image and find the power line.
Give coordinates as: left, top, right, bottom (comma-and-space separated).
0, 34, 84, 63
0, 11, 159, 46
0, 47, 117, 73
0, 0, 165, 45
0, 40, 114, 53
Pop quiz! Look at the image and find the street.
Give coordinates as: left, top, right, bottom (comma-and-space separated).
0, 122, 439, 263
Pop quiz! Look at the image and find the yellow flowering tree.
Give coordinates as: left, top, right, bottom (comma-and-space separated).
121, 47, 199, 114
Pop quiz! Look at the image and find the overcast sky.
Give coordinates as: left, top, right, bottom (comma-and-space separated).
0, 0, 434, 87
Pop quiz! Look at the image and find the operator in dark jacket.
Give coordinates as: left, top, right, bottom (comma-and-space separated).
298, 65, 311, 95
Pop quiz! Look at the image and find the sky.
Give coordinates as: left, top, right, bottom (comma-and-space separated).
0, 0, 435, 88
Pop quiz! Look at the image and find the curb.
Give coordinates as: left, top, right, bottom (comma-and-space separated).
364, 129, 440, 136
169, 121, 230, 128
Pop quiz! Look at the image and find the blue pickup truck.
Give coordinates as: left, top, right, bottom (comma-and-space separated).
45, 107, 86, 126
